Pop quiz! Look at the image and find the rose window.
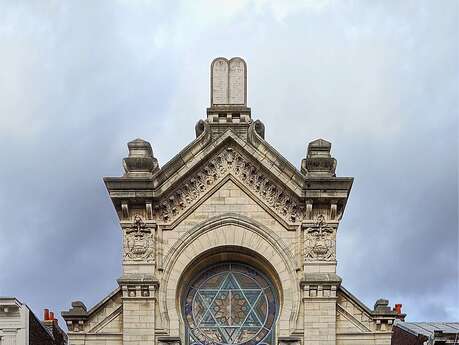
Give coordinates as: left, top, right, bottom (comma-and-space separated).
183, 263, 277, 345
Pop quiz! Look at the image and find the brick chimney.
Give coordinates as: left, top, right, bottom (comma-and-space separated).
42, 309, 67, 345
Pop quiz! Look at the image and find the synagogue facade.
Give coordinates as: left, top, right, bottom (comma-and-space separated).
62, 57, 405, 345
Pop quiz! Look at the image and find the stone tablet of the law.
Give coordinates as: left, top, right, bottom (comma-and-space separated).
211, 57, 246, 106
211, 58, 228, 105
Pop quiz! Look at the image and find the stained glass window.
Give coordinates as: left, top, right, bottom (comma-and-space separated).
183, 263, 277, 345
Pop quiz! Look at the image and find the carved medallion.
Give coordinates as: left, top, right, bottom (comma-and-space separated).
304, 215, 336, 261
124, 215, 154, 262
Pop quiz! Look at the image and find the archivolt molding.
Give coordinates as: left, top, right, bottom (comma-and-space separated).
160, 214, 300, 337
154, 146, 304, 224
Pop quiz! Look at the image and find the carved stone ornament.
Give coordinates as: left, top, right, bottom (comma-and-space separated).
304, 215, 336, 261
156, 147, 302, 223
124, 215, 154, 262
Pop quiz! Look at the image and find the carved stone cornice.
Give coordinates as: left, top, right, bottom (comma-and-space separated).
301, 273, 341, 299
117, 274, 159, 299
154, 146, 303, 223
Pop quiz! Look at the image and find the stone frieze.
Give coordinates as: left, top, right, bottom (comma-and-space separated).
156, 147, 303, 223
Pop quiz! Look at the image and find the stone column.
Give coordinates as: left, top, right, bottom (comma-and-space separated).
118, 276, 158, 345
302, 275, 341, 345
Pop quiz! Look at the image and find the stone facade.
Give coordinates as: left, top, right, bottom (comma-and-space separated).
62, 57, 405, 345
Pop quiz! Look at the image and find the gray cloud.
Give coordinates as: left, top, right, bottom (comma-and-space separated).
0, 0, 457, 323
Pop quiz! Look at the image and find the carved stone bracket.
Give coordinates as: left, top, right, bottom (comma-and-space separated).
123, 215, 156, 263
302, 215, 337, 262
155, 147, 303, 223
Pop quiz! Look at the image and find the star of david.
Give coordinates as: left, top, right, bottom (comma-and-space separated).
192, 272, 266, 345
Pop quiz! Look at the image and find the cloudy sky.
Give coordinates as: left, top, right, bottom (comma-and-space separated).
0, 0, 457, 323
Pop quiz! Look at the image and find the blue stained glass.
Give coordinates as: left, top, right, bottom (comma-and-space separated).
183, 263, 277, 345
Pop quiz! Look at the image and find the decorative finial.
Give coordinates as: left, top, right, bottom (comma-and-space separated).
301, 139, 337, 177
123, 138, 159, 177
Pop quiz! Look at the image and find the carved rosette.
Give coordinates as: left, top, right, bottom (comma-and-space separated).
304, 215, 336, 261
155, 147, 303, 223
123, 215, 155, 263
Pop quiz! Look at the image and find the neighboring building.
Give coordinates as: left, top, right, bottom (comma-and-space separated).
62, 57, 405, 345
0, 297, 67, 345
391, 321, 459, 345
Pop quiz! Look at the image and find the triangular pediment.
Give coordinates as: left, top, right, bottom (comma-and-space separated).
170, 179, 287, 230
155, 129, 304, 197
152, 131, 305, 226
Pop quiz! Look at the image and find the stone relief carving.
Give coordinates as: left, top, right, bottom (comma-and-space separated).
156, 147, 302, 223
304, 215, 336, 261
123, 215, 154, 262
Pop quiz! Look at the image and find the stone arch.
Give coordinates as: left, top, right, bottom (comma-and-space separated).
160, 213, 299, 338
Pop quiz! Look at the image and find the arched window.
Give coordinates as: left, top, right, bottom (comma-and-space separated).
183, 262, 278, 345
